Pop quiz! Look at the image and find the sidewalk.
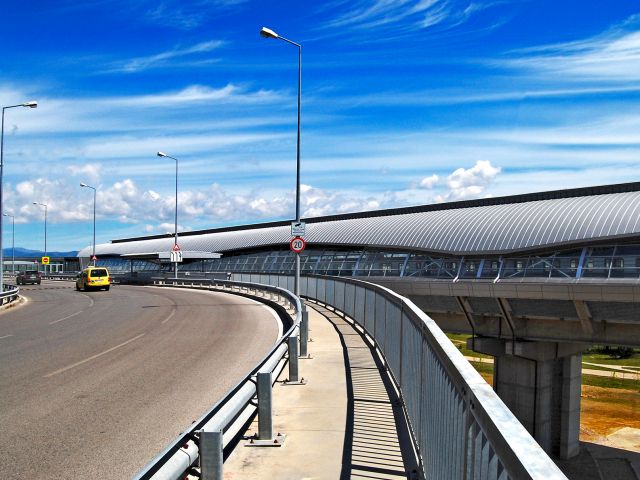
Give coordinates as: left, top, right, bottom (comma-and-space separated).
223, 302, 420, 479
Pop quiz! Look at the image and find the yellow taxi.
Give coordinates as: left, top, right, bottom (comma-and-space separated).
76, 267, 111, 291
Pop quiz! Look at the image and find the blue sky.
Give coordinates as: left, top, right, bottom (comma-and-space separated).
1, 0, 640, 251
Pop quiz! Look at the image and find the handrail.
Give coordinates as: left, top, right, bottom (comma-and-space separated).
238, 273, 567, 480
134, 278, 302, 480
0, 284, 20, 305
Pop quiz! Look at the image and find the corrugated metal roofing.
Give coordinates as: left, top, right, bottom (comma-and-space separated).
81, 189, 640, 258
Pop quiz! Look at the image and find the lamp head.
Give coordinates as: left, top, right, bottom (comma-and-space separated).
260, 27, 279, 39
22, 101, 37, 108
80, 183, 87, 187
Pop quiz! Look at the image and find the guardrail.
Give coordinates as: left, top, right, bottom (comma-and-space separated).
0, 284, 19, 305
134, 278, 306, 480
43, 273, 77, 281
237, 273, 567, 480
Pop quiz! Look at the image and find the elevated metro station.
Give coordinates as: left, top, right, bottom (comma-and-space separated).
80, 181, 640, 461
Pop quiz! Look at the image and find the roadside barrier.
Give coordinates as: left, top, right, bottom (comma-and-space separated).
133, 278, 304, 480
237, 273, 568, 480
0, 284, 19, 305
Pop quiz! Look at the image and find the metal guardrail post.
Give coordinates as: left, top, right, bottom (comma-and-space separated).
300, 307, 309, 357
257, 372, 273, 440
200, 430, 224, 480
288, 335, 299, 382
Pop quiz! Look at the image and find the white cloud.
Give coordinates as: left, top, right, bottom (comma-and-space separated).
109, 40, 225, 73
504, 20, 640, 81
68, 163, 102, 183
418, 174, 439, 189
145, 0, 249, 30
436, 160, 501, 201
318, 0, 501, 37
105, 84, 284, 108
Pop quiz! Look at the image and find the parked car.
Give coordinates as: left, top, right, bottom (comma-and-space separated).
76, 267, 110, 291
16, 270, 42, 285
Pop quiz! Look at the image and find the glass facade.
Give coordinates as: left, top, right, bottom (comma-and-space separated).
94, 243, 640, 280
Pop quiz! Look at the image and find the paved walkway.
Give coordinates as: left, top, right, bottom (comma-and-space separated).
223, 302, 420, 479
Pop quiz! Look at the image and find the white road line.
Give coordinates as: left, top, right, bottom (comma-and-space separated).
49, 310, 83, 325
161, 308, 176, 324
44, 333, 146, 378
0, 334, 13, 340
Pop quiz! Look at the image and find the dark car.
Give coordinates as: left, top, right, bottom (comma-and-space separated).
16, 270, 42, 285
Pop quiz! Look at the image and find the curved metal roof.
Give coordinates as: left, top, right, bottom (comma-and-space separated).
82, 187, 640, 258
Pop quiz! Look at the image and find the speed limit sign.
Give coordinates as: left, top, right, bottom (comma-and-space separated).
290, 236, 306, 253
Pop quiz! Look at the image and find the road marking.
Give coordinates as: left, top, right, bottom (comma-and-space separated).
44, 333, 146, 378
49, 310, 83, 325
0, 334, 13, 340
161, 308, 176, 324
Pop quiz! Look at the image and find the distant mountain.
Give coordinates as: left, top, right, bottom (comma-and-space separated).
2, 247, 79, 258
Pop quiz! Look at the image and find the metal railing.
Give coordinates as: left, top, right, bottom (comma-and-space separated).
0, 284, 19, 305
43, 272, 77, 281
134, 278, 304, 480
237, 273, 567, 480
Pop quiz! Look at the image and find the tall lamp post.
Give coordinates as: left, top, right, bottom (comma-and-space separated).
157, 151, 179, 280
33, 202, 47, 273
1, 100, 37, 291
80, 183, 97, 265
2, 213, 14, 276
260, 26, 302, 297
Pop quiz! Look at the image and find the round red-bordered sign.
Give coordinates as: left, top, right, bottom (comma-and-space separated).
290, 236, 306, 253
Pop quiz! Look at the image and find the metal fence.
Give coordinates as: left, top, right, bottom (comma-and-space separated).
134, 278, 304, 480
237, 273, 567, 480
0, 284, 19, 305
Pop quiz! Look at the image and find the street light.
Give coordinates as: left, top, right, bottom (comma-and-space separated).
33, 202, 47, 273
80, 183, 97, 266
157, 151, 179, 279
0, 100, 37, 291
260, 26, 302, 296
2, 213, 14, 276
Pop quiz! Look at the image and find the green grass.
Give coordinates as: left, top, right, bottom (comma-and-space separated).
470, 361, 494, 376
582, 351, 640, 367
582, 374, 640, 392
448, 335, 640, 390
446, 333, 493, 359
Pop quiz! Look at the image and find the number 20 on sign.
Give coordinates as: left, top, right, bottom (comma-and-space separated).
290, 236, 306, 253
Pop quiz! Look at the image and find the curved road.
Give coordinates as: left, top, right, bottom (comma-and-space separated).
0, 281, 280, 479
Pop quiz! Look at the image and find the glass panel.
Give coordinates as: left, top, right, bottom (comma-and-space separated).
583, 247, 614, 278
501, 258, 528, 278
479, 259, 500, 278
460, 260, 480, 278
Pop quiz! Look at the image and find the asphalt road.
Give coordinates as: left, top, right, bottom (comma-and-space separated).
0, 281, 280, 479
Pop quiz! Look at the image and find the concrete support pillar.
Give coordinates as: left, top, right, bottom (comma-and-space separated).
468, 337, 584, 459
